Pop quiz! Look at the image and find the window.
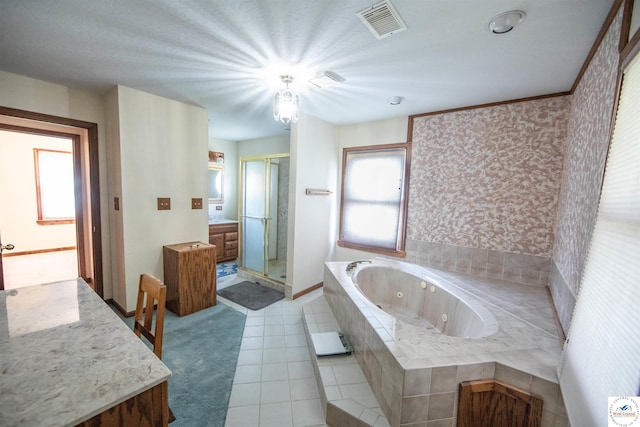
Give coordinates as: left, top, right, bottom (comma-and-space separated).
34, 148, 75, 224
338, 143, 410, 257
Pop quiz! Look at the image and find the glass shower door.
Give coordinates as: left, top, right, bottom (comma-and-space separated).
241, 159, 268, 274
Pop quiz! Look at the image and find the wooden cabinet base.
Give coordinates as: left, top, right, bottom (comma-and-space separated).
457, 379, 543, 427
76, 381, 169, 427
163, 242, 217, 317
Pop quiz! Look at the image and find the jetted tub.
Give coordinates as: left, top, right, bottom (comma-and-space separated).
322, 257, 563, 427
351, 263, 497, 339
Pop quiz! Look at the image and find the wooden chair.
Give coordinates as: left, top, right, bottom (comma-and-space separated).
133, 273, 175, 423
133, 274, 167, 359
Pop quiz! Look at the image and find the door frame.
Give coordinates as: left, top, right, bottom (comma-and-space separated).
0, 106, 103, 296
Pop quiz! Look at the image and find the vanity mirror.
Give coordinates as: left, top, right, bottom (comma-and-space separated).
208, 153, 224, 203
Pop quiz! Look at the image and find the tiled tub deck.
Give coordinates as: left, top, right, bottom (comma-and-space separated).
304, 259, 569, 427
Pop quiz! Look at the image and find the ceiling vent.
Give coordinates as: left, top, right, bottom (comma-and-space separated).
357, 1, 407, 40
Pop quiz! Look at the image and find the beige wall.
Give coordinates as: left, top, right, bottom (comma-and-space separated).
111, 85, 209, 312
0, 132, 76, 251
289, 114, 337, 296
0, 70, 113, 298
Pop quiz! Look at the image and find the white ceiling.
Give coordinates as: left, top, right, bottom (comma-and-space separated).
0, 0, 614, 141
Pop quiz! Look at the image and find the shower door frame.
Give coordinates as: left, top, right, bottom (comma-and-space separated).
238, 153, 289, 283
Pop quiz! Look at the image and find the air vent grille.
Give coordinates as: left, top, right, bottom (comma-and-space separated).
357, 1, 407, 39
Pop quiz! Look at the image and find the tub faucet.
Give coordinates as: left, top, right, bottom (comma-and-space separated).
346, 260, 371, 275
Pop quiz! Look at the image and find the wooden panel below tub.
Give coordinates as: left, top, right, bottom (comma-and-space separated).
457, 379, 543, 427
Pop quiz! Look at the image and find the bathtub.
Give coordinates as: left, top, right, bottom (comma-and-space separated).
351, 263, 497, 339
322, 257, 564, 427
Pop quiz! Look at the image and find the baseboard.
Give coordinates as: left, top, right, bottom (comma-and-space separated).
293, 282, 323, 300
106, 298, 135, 317
2, 246, 77, 257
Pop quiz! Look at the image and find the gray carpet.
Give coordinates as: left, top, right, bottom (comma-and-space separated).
217, 281, 284, 310
114, 302, 246, 427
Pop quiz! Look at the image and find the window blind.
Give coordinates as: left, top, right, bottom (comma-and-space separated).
558, 53, 640, 426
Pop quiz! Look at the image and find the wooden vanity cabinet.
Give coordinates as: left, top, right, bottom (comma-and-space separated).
208, 222, 238, 263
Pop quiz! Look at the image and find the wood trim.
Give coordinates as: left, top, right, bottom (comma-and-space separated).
407, 92, 570, 143
338, 142, 410, 257
571, 0, 625, 93
293, 282, 323, 300
619, 0, 635, 53
2, 246, 77, 258
106, 298, 136, 317
0, 106, 103, 297
36, 219, 75, 225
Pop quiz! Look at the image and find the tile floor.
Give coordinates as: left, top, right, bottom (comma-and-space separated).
217, 273, 330, 427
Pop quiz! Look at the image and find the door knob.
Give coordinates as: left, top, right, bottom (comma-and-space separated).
1, 244, 15, 252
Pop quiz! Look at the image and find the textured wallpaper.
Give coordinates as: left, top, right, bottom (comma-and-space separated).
408, 97, 569, 257
552, 7, 622, 296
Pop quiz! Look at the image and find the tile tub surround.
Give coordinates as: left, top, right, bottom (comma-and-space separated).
406, 239, 552, 287
323, 259, 567, 427
0, 279, 171, 426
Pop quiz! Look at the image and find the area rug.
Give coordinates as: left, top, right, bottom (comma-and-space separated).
217, 281, 284, 310
114, 303, 246, 427
216, 260, 238, 278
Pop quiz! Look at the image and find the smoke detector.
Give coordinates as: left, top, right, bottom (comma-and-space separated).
357, 1, 407, 40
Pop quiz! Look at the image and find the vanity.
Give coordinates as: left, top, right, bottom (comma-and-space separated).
0, 279, 171, 426
208, 220, 238, 263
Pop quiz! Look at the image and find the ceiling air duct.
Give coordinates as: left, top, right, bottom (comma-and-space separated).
357, 0, 407, 40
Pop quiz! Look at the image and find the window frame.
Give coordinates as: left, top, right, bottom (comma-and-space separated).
337, 142, 411, 257
33, 147, 76, 225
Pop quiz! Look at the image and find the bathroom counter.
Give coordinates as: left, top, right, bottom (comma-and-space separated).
208, 219, 238, 225
0, 279, 172, 426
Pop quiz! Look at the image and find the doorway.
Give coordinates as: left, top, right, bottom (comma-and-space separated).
0, 131, 79, 288
239, 154, 289, 284
0, 107, 102, 295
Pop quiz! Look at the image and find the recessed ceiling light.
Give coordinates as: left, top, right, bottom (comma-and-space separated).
388, 96, 404, 105
488, 10, 526, 34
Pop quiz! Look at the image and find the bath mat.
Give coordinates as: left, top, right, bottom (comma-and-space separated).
216, 261, 238, 278
217, 281, 284, 310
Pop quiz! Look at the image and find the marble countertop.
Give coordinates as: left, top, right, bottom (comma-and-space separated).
0, 279, 171, 427
208, 219, 238, 225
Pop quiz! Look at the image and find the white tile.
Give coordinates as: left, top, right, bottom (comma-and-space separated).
318, 365, 337, 386
263, 348, 288, 364
234, 364, 262, 384
225, 404, 259, 427
237, 349, 263, 365
245, 316, 266, 327
259, 402, 293, 427
243, 325, 265, 337
264, 324, 286, 336
292, 399, 325, 427
265, 315, 284, 326
262, 362, 289, 381
285, 334, 308, 348
241, 336, 264, 350
263, 335, 287, 349
339, 383, 379, 408
287, 346, 311, 362
228, 382, 261, 407
332, 363, 367, 385
290, 377, 319, 401
288, 361, 314, 379
284, 323, 305, 335
261, 380, 292, 404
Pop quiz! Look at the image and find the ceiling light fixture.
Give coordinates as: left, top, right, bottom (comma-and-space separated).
388, 96, 404, 105
273, 75, 299, 124
488, 10, 526, 34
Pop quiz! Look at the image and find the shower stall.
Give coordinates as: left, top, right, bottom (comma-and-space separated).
239, 155, 289, 284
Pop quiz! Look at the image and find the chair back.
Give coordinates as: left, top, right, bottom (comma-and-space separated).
133, 274, 167, 359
